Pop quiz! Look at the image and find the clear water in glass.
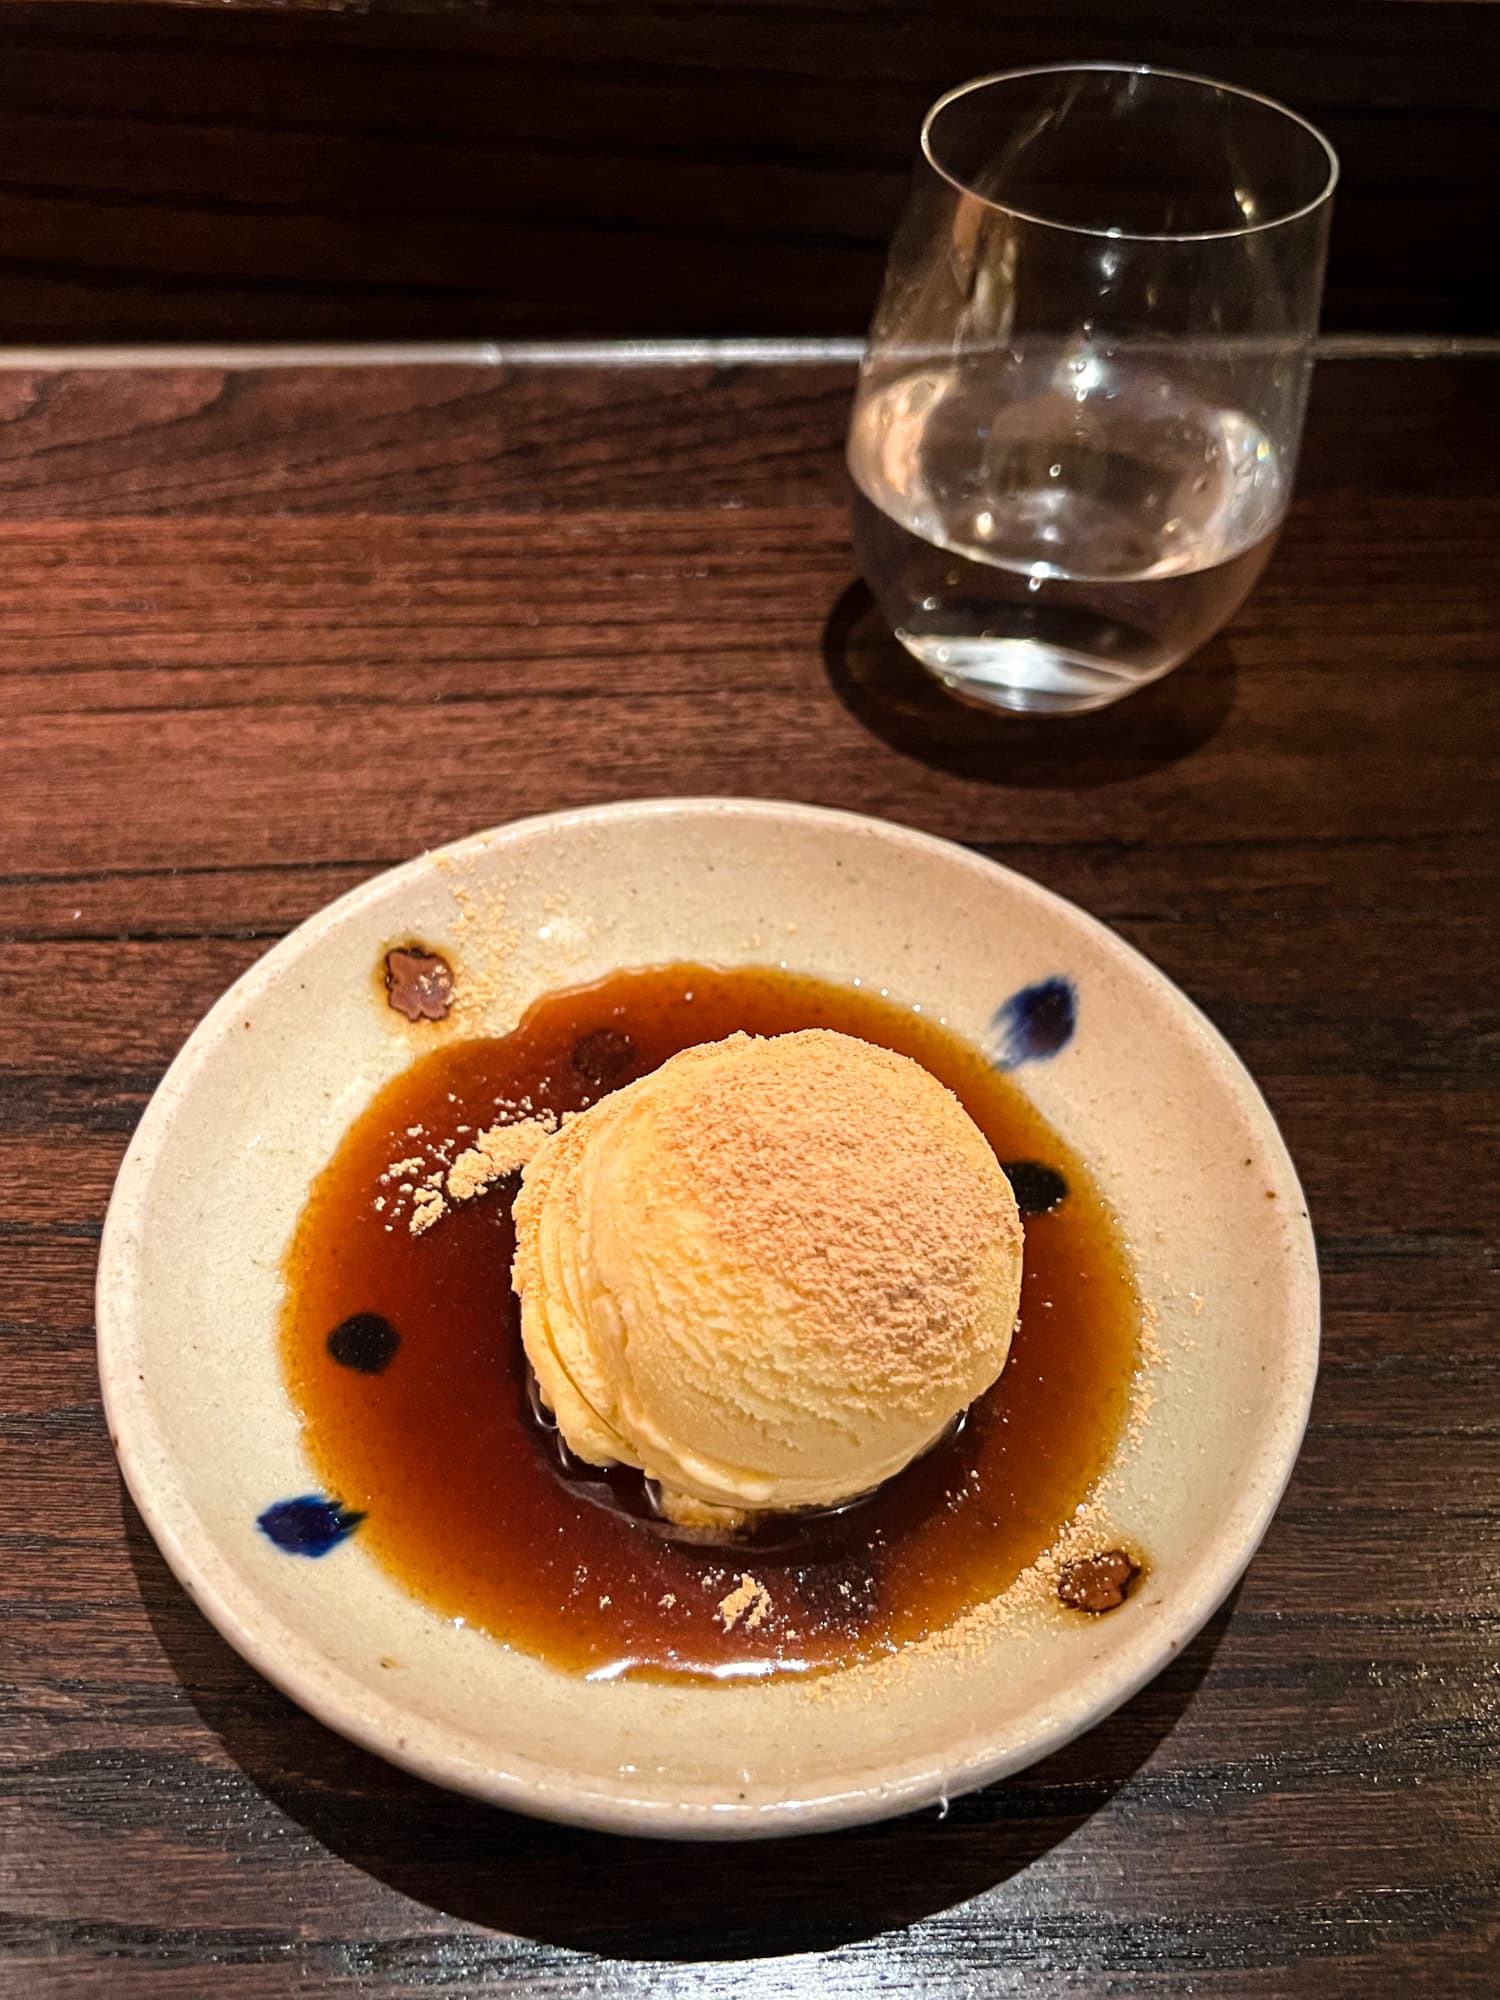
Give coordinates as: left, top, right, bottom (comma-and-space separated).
849, 351, 1287, 714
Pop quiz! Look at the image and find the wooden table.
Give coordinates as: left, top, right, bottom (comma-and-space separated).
2, 354, 1496, 1996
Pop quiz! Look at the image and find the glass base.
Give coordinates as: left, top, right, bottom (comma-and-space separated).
901, 633, 1175, 717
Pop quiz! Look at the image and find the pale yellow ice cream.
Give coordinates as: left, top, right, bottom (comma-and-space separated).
511, 1029, 1023, 1528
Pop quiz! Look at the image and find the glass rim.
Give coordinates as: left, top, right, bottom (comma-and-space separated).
921, 62, 1340, 244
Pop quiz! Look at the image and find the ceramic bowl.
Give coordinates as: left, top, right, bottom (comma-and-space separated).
98, 798, 1317, 1838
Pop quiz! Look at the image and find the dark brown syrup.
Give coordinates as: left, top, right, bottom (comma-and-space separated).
280, 963, 1140, 1681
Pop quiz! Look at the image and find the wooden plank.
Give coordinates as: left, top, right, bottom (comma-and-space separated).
0, 3, 1493, 340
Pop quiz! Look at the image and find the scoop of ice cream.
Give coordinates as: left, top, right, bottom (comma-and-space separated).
511, 1028, 1023, 1527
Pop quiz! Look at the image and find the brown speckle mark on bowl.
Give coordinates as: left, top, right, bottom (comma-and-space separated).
1057, 1549, 1141, 1615
384, 945, 455, 1023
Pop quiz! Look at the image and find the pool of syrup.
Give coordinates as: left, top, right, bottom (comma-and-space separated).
280, 964, 1140, 1682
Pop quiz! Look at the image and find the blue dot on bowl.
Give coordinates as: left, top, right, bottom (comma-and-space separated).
327, 1311, 400, 1374
1001, 1160, 1070, 1216
986, 976, 1077, 1071
257, 1494, 366, 1557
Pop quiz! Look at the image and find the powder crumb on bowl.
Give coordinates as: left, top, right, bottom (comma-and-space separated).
409, 1184, 447, 1236
718, 1573, 772, 1632
447, 1115, 557, 1202
393, 1112, 559, 1237
443, 880, 521, 1027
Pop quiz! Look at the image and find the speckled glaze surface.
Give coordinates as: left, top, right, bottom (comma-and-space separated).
97, 799, 1318, 1839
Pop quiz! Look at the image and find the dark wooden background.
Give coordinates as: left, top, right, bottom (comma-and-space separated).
0, 351, 1497, 1992
0, 0, 1495, 342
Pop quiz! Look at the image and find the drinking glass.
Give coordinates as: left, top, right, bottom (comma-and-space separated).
848, 64, 1337, 715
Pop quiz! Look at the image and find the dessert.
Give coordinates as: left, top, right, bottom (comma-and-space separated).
512, 1029, 1024, 1527
280, 962, 1139, 1682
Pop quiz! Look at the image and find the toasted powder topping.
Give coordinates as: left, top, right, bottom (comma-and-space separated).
448, 1116, 556, 1202
657, 1031, 1019, 1394
717, 1573, 772, 1631
409, 1183, 447, 1236
398, 1113, 560, 1236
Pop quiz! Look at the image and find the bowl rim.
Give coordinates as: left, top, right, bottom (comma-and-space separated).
97, 796, 1319, 1839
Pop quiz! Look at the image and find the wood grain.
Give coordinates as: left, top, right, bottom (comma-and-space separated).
1, 356, 1497, 1995
0, 1, 1494, 342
